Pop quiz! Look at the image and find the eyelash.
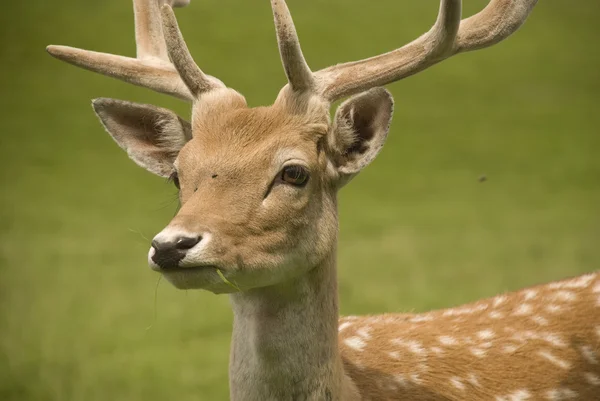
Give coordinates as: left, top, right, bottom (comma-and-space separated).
262, 165, 310, 199
280, 165, 309, 187
168, 172, 180, 189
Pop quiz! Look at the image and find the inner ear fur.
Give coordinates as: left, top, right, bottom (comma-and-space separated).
92, 98, 192, 177
330, 87, 394, 176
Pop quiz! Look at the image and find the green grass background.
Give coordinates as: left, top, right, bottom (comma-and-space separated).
1, 0, 599, 399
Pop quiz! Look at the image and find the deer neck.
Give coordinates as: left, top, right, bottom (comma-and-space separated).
228, 250, 358, 401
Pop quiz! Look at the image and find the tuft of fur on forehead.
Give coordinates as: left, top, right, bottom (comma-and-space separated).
193, 103, 329, 151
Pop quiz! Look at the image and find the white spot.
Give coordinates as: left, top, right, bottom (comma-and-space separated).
407, 340, 425, 355
544, 389, 560, 400
593, 282, 600, 293
477, 329, 495, 340
410, 373, 422, 384
467, 373, 481, 387
561, 389, 578, 399
493, 295, 507, 307
380, 316, 396, 324
356, 327, 371, 339
544, 388, 578, 400
391, 338, 426, 355
387, 351, 400, 359
489, 311, 505, 319
496, 389, 531, 401
431, 346, 444, 355
450, 377, 465, 391
538, 350, 571, 369
410, 315, 433, 323
580, 345, 598, 364
513, 303, 533, 316
513, 330, 563, 346
553, 290, 577, 302
443, 303, 488, 316
345, 337, 366, 351
571, 273, 595, 288
470, 347, 486, 358
542, 333, 566, 348
480, 341, 493, 349
531, 315, 549, 326
512, 389, 532, 401
438, 335, 458, 346
443, 308, 471, 317
550, 273, 596, 289
394, 374, 409, 387
584, 372, 600, 385
545, 304, 562, 314
503, 344, 519, 354
523, 289, 538, 300
338, 322, 352, 332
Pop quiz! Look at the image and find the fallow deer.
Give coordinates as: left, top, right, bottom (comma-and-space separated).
47, 0, 600, 399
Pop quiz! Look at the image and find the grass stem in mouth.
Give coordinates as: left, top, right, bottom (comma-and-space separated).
216, 269, 242, 292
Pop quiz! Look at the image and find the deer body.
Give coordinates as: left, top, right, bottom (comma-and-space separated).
47, 0, 600, 399
340, 272, 600, 400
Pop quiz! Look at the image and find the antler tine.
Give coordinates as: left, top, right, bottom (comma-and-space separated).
170, 0, 191, 6
45, 46, 191, 100
270, 0, 314, 92
160, 5, 224, 98
46, 0, 211, 101
312, 0, 461, 102
134, 0, 169, 61
313, 0, 538, 102
455, 0, 539, 53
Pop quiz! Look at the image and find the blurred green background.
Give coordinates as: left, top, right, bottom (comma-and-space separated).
1, 0, 599, 399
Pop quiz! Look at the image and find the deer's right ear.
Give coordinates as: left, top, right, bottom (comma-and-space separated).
92, 98, 192, 177
328, 88, 394, 185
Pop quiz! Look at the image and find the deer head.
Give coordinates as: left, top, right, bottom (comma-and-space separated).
47, 0, 537, 295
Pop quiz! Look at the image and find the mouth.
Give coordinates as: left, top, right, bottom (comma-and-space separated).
150, 263, 217, 273
152, 263, 239, 292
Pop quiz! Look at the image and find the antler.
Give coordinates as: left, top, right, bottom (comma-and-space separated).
271, 0, 539, 102
46, 0, 223, 101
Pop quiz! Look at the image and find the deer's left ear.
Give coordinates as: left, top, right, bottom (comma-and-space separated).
329, 87, 394, 183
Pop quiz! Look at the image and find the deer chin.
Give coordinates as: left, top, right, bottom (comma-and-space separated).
159, 265, 240, 293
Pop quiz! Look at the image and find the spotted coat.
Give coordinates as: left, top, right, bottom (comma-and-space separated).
339, 272, 600, 400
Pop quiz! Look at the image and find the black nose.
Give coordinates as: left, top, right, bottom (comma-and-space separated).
151, 235, 201, 268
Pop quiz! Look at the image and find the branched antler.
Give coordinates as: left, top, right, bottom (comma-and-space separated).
47, 0, 538, 105
46, 0, 224, 101
271, 0, 538, 102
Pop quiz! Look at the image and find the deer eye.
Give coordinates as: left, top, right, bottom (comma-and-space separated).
281, 165, 309, 187
168, 171, 180, 189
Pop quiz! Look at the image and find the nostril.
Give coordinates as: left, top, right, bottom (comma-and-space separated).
175, 235, 201, 250
151, 239, 163, 250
